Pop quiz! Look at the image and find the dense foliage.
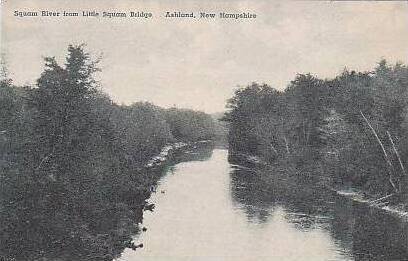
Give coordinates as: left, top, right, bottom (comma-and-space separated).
0, 45, 218, 261
225, 61, 408, 198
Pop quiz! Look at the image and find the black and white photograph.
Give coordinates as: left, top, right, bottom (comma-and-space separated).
1, 1, 408, 260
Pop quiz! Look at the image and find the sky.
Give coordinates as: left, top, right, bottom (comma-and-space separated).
1, 0, 408, 113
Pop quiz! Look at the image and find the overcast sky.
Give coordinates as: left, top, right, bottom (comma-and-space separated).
2, 0, 408, 113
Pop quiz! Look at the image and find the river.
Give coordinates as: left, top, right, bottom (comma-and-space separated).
118, 144, 408, 261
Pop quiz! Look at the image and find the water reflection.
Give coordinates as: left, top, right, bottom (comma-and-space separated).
229, 155, 408, 260
118, 148, 408, 260
120, 149, 350, 261
6, 146, 408, 261
0, 143, 214, 261
351, 204, 408, 260
229, 166, 276, 223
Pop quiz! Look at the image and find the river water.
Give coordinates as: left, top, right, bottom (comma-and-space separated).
119, 145, 408, 261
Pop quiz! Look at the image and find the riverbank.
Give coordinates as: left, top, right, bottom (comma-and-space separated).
145, 142, 188, 168
333, 189, 408, 220
124, 140, 215, 250
231, 152, 408, 222
145, 140, 212, 168
121, 148, 408, 261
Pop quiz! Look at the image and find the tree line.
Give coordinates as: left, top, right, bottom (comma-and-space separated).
224, 60, 408, 201
0, 45, 218, 261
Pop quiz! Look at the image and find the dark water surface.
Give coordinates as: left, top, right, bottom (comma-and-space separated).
118, 147, 408, 261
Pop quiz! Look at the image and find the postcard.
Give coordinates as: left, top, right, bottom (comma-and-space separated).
1, 1, 408, 260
